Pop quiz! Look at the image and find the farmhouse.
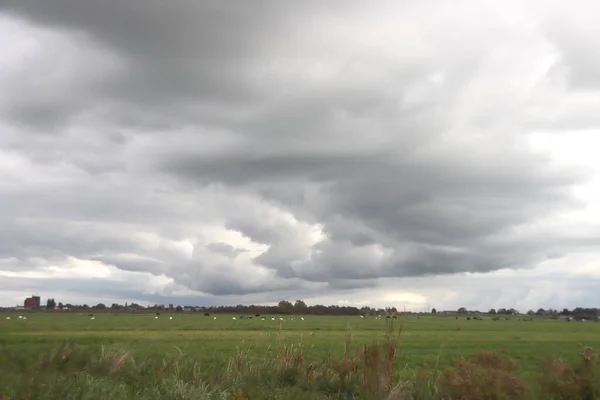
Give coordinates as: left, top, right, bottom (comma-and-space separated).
24, 295, 40, 309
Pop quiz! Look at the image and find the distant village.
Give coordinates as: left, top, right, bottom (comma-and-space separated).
4, 294, 199, 313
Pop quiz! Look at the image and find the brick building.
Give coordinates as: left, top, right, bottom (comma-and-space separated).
24, 295, 40, 309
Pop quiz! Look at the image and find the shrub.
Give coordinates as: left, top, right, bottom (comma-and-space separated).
538, 346, 599, 400
437, 350, 528, 400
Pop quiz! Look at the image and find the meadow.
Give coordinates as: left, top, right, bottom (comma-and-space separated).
1, 312, 599, 399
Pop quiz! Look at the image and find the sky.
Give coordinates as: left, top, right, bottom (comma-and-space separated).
1, 0, 600, 312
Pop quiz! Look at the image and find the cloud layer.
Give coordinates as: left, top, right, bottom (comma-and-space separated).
1, 0, 600, 310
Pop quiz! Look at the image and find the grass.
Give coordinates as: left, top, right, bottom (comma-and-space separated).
1, 312, 599, 399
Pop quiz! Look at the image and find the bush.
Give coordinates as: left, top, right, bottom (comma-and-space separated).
437, 350, 528, 400
538, 346, 599, 400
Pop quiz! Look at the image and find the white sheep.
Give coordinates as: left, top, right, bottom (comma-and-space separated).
232, 317, 236, 320
301, 317, 304, 321
213, 316, 217, 319
169, 316, 173, 320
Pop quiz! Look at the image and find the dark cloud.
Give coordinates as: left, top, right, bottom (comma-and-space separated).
0, 1, 600, 307
205, 243, 246, 258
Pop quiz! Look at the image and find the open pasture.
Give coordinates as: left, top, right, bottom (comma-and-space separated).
1, 312, 599, 375
2, 312, 600, 399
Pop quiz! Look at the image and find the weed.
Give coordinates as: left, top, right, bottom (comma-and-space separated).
538, 346, 599, 400
437, 350, 528, 400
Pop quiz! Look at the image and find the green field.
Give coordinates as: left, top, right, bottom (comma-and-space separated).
1, 312, 599, 399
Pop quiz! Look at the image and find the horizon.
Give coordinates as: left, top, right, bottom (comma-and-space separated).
5, 294, 600, 315
1, 1, 600, 312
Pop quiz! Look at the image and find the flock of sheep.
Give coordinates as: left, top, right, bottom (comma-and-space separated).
5, 314, 595, 322
3, 314, 306, 321
151, 314, 306, 321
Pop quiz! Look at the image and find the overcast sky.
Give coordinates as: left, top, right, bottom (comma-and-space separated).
1, 0, 600, 312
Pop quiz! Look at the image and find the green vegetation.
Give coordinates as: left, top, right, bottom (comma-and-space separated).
1, 313, 599, 399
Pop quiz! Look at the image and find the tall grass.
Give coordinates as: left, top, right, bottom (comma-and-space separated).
0, 322, 598, 399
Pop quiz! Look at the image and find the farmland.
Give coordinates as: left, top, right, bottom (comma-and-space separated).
1, 312, 599, 399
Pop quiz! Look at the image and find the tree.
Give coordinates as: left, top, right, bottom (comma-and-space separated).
294, 300, 308, 311
527, 310, 535, 315
431, 308, 437, 314
46, 298, 56, 309
457, 307, 468, 314
58, 302, 64, 310
175, 305, 183, 312
278, 300, 294, 314
535, 308, 546, 316
488, 309, 497, 314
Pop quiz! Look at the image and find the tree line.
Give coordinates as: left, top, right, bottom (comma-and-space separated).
23, 299, 600, 319
459, 307, 599, 321
32, 299, 403, 316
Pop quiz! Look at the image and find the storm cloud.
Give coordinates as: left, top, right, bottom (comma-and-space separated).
1, 0, 600, 311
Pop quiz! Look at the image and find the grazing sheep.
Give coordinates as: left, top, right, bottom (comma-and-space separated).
22, 317, 27, 320
213, 316, 217, 319
301, 317, 304, 321
271, 317, 275, 321
169, 316, 173, 320
232, 317, 236, 320
5, 316, 10, 320
90, 316, 95, 320
155, 316, 159, 319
